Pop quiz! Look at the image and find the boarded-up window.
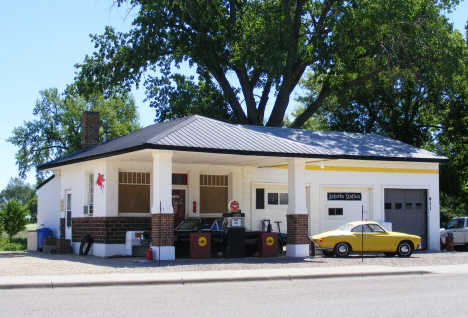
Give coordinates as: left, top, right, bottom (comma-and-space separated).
256, 189, 265, 209
200, 175, 228, 214
119, 172, 150, 213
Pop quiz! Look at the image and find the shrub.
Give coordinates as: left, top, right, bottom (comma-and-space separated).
0, 199, 29, 243
0, 238, 26, 251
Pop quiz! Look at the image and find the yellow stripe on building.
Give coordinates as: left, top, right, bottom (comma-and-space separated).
268, 165, 438, 174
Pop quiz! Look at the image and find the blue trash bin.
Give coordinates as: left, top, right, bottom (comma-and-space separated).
36, 228, 53, 251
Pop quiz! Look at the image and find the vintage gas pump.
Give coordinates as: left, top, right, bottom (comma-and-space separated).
222, 201, 245, 258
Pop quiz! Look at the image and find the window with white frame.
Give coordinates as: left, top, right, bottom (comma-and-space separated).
86, 172, 94, 206
328, 207, 343, 216
200, 175, 228, 214
118, 171, 151, 213
267, 191, 288, 206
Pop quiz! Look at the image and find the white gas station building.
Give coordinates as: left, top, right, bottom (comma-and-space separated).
37, 113, 446, 259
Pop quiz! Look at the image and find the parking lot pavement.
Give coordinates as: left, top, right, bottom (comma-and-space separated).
1, 250, 468, 289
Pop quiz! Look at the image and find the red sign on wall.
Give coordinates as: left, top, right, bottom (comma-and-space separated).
228, 200, 240, 212
95, 173, 105, 193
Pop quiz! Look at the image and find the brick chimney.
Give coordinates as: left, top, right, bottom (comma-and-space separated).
81, 111, 100, 151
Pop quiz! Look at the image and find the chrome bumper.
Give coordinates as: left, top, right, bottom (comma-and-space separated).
314, 244, 333, 251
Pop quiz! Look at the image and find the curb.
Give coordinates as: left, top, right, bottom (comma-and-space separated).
0, 270, 432, 290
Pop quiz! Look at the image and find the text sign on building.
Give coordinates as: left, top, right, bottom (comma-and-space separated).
327, 193, 362, 201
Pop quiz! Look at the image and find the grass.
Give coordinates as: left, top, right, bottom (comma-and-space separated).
0, 223, 36, 251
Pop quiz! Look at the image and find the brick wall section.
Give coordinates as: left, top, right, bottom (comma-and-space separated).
151, 214, 174, 246
60, 218, 65, 239
286, 214, 309, 245
81, 111, 100, 151
43, 237, 57, 246
56, 239, 71, 254
71, 217, 151, 244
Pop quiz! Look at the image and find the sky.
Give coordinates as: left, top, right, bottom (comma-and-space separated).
0, 0, 467, 191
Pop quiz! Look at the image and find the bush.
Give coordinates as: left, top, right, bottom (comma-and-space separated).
0, 238, 26, 251
0, 199, 29, 243
440, 193, 467, 227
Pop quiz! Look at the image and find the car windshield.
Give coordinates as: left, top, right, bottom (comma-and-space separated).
201, 220, 216, 231
175, 219, 199, 231
351, 224, 386, 233
210, 219, 224, 231
337, 223, 355, 232
446, 218, 465, 229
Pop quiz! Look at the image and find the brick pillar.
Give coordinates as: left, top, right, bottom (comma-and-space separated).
286, 214, 309, 245
56, 239, 71, 254
60, 218, 65, 239
151, 214, 175, 260
81, 111, 100, 151
150, 150, 175, 260
151, 214, 174, 246
286, 158, 310, 257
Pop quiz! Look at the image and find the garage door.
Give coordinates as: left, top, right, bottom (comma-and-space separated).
384, 189, 427, 249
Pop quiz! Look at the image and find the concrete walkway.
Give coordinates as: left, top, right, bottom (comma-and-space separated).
2, 263, 468, 289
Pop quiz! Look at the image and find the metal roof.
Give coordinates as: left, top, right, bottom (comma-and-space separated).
241, 125, 444, 161
38, 115, 447, 170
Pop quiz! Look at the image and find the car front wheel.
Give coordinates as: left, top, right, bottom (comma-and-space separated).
396, 241, 414, 257
322, 250, 334, 257
334, 242, 351, 257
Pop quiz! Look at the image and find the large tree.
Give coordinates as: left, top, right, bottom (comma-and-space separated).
289, 28, 468, 226
75, 0, 457, 127
8, 88, 141, 182
0, 178, 36, 207
0, 178, 37, 223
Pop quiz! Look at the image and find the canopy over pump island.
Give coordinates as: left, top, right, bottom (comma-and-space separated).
36, 113, 446, 259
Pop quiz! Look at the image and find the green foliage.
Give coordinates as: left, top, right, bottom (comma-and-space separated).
27, 196, 38, 224
290, 26, 468, 225
75, 0, 458, 127
0, 200, 29, 243
0, 238, 26, 252
0, 178, 37, 223
0, 178, 36, 206
292, 67, 444, 147
145, 72, 236, 123
440, 193, 467, 227
7, 88, 141, 181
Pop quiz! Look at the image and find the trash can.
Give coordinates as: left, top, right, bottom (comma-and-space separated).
36, 228, 53, 252
190, 233, 211, 259
27, 231, 37, 251
258, 232, 278, 258
445, 235, 454, 252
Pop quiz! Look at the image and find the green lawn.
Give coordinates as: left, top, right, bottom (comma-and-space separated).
1, 223, 36, 240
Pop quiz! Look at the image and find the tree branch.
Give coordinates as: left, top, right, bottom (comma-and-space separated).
209, 66, 248, 124
289, 79, 332, 128
257, 79, 273, 123
233, 66, 260, 125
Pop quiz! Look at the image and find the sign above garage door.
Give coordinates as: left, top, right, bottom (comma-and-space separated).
327, 193, 362, 201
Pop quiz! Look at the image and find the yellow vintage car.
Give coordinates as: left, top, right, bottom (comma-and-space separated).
310, 221, 421, 257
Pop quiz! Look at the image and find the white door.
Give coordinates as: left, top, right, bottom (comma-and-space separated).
65, 191, 72, 240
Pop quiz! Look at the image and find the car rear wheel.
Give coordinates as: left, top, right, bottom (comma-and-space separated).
396, 241, 414, 257
334, 242, 351, 257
